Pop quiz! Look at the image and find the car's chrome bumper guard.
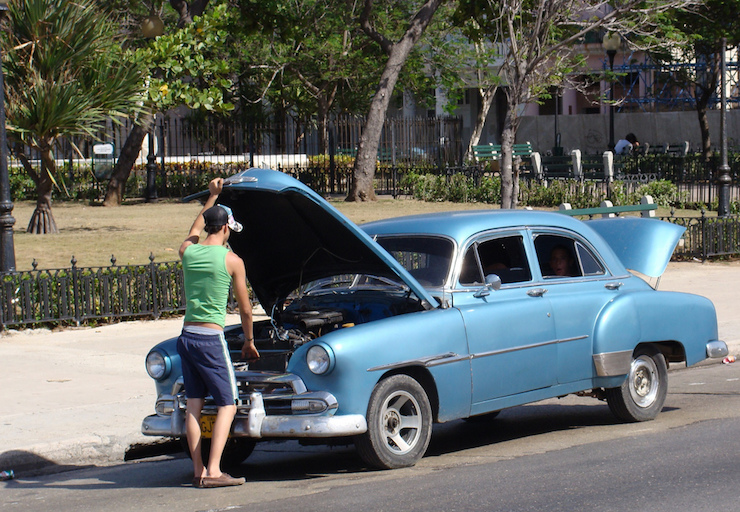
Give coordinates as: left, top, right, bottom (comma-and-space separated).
706, 340, 729, 359
141, 371, 368, 439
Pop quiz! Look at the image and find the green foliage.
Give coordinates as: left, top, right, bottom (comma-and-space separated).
138, 3, 235, 113
635, 179, 687, 208
473, 176, 502, 204
4, 0, 145, 145
307, 154, 356, 170
399, 173, 685, 210
232, 0, 389, 124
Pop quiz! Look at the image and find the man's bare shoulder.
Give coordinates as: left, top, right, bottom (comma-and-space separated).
225, 250, 245, 274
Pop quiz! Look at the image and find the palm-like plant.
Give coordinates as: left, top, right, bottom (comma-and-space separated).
3, 0, 144, 233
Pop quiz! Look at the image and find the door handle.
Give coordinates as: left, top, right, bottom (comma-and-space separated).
527, 288, 547, 297
605, 282, 623, 290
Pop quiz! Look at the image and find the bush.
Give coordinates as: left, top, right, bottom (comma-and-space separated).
635, 179, 686, 208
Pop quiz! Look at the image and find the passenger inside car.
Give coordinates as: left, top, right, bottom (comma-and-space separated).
548, 245, 576, 277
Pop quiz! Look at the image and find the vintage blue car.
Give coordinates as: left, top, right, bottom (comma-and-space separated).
142, 168, 727, 469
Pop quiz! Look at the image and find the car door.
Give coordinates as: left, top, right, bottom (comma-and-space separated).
531, 230, 619, 385
452, 232, 557, 412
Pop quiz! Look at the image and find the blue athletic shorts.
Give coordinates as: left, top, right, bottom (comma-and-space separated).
176, 329, 238, 407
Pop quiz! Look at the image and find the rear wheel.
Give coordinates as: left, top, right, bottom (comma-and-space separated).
355, 374, 433, 469
180, 437, 256, 468
605, 346, 668, 422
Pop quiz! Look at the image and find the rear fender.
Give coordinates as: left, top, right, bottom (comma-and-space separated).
593, 291, 719, 375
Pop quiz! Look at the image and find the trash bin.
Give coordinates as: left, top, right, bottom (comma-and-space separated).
92, 143, 116, 181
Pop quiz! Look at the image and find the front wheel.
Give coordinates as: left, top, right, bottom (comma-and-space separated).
605, 346, 668, 422
355, 374, 433, 469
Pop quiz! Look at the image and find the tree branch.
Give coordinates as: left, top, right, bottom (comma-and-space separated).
169, 0, 210, 27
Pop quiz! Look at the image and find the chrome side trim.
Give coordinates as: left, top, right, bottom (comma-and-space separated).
367, 352, 469, 372
593, 350, 633, 376
367, 336, 589, 372
471, 335, 588, 359
706, 340, 729, 359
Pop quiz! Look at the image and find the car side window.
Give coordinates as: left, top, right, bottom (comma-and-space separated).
460, 235, 531, 286
534, 234, 605, 278
575, 242, 605, 276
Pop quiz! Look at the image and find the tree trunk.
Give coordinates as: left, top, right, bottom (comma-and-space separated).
696, 102, 711, 161
317, 96, 330, 155
27, 149, 58, 234
500, 118, 518, 209
466, 85, 497, 161
170, 0, 210, 27
694, 47, 719, 162
346, 0, 444, 202
103, 114, 151, 206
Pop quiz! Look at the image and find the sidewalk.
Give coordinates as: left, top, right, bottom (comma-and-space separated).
1, 262, 738, 476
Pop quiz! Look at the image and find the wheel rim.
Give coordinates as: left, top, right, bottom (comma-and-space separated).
379, 390, 422, 455
628, 355, 659, 408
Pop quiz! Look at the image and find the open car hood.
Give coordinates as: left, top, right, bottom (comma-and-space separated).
586, 217, 685, 278
184, 168, 438, 313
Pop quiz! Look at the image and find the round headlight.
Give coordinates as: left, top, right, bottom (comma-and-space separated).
307, 344, 334, 375
146, 350, 170, 380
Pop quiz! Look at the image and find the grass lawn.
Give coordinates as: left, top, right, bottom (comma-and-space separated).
12, 196, 703, 271
11, 198, 491, 270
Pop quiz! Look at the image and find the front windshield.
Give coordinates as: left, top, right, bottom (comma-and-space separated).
376, 235, 453, 287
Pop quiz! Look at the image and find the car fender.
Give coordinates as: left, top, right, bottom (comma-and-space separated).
593, 290, 719, 375
289, 307, 471, 422
147, 336, 181, 397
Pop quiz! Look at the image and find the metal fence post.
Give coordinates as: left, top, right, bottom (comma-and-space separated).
150, 252, 159, 320
329, 124, 336, 194
71, 256, 80, 326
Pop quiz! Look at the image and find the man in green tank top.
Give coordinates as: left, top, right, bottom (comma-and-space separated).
178, 177, 259, 488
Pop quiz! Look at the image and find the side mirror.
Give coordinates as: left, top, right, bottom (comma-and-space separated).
485, 273, 502, 290
474, 274, 502, 298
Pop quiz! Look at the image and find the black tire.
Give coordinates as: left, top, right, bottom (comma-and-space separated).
180, 437, 256, 468
605, 345, 668, 422
355, 374, 433, 470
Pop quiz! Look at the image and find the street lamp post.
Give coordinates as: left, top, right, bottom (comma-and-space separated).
602, 32, 620, 153
718, 37, 731, 217
142, 13, 164, 203
0, 0, 16, 272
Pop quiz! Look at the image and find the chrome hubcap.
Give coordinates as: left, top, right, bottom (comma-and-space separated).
380, 390, 422, 455
629, 355, 659, 408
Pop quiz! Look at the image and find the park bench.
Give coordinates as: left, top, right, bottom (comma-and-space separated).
558, 195, 657, 218
336, 147, 396, 164
537, 154, 572, 179
638, 141, 690, 156
472, 142, 534, 161
472, 142, 535, 175
532, 150, 609, 182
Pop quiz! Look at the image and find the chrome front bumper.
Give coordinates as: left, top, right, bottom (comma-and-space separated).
141, 390, 367, 439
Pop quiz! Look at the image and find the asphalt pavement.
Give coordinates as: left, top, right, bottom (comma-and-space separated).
1, 261, 738, 477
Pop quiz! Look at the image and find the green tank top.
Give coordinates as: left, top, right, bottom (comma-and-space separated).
182, 244, 231, 327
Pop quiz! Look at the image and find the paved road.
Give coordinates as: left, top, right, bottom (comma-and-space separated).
1, 361, 738, 512
0, 261, 738, 476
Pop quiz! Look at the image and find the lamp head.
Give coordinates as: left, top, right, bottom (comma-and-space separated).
141, 14, 164, 39
602, 32, 621, 53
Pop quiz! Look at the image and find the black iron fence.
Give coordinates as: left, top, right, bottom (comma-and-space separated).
664, 211, 740, 260
0, 254, 240, 328
2, 211, 739, 328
